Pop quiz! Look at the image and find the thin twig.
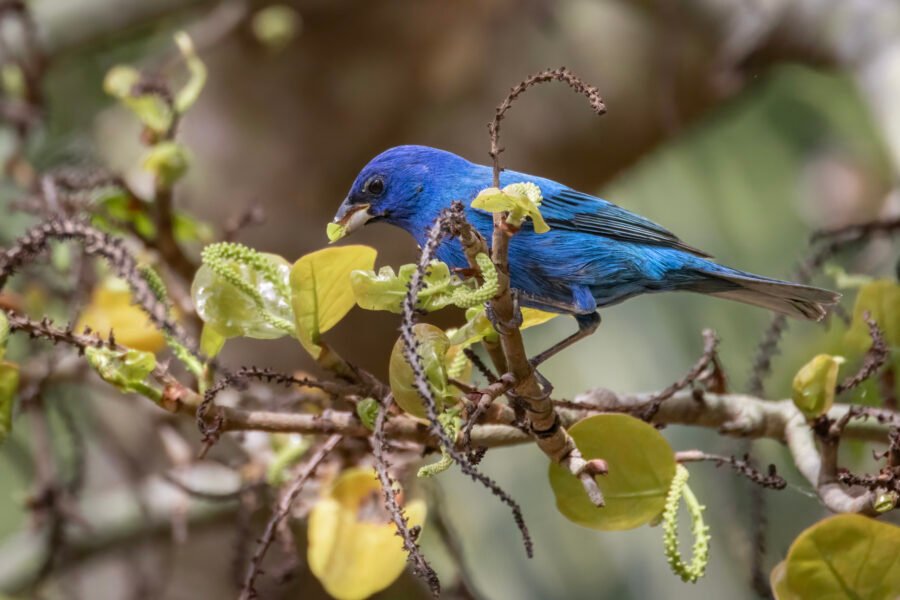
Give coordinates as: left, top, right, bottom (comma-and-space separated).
370, 396, 439, 596
238, 434, 342, 600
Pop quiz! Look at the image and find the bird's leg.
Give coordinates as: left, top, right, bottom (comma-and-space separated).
529, 312, 601, 367
484, 289, 523, 335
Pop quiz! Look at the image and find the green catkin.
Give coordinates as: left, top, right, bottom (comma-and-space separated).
200, 243, 294, 334
139, 265, 204, 377
662, 464, 711, 583
448, 253, 499, 308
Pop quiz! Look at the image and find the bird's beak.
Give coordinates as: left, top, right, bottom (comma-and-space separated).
327, 200, 373, 243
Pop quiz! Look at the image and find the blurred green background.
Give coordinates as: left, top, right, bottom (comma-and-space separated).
2, 0, 899, 598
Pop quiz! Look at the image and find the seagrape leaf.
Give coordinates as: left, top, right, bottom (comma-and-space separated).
549, 413, 676, 530
471, 183, 549, 233
199, 324, 226, 359
173, 32, 207, 113
792, 354, 844, 419
143, 142, 190, 186
448, 306, 560, 346
0, 361, 19, 445
326, 222, 346, 243
103, 65, 174, 134
77, 278, 166, 352
86, 346, 157, 396
0, 311, 9, 361
351, 254, 498, 314
389, 323, 455, 418
844, 279, 900, 353
290, 245, 377, 357
773, 514, 900, 600
192, 245, 295, 340
308, 467, 426, 600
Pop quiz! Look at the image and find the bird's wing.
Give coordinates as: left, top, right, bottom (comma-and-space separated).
540, 188, 712, 258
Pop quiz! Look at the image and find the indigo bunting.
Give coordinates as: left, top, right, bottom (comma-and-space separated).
330, 145, 838, 335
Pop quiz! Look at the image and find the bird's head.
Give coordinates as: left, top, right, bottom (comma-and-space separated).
328, 145, 469, 242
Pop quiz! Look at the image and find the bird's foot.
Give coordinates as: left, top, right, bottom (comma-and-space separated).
485, 290, 523, 335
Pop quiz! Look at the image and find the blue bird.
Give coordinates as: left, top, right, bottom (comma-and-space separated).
331, 145, 838, 360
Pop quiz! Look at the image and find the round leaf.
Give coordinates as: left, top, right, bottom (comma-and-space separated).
389, 323, 453, 419
307, 467, 426, 600
0, 361, 19, 444
844, 279, 900, 352
548, 413, 676, 530
792, 354, 844, 419
774, 514, 900, 600
192, 252, 293, 340
290, 245, 377, 356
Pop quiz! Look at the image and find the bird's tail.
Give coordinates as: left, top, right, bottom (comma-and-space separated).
691, 268, 840, 321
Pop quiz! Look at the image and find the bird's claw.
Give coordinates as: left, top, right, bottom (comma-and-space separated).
485, 290, 523, 335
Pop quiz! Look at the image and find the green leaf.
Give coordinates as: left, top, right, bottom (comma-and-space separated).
143, 142, 191, 186
86, 347, 159, 401
774, 514, 900, 600
351, 254, 498, 314
266, 434, 311, 486
355, 397, 379, 431
471, 183, 549, 233
104, 65, 174, 134
0, 311, 9, 361
173, 212, 215, 245
200, 324, 227, 359
792, 354, 844, 418
193, 244, 295, 340
448, 306, 559, 346
844, 279, 900, 352
389, 324, 455, 419
173, 32, 207, 113
289, 245, 377, 357
0, 361, 19, 445
326, 222, 347, 243
548, 413, 676, 530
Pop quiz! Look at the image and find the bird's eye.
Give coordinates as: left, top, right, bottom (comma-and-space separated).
365, 176, 385, 197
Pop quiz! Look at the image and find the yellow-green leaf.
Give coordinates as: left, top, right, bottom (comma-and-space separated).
773, 514, 900, 600
143, 142, 190, 186
548, 413, 676, 530
199, 324, 226, 359
173, 32, 207, 113
448, 306, 560, 347
326, 222, 347, 243
792, 354, 844, 418
471, 183, 549, 233
307, 467, 426, 600
77, 278, 166, 352
844, 279, 900, 352
290, 245, 377, 357
389, 324, 454, 418
86, 347, 158, 400
0, 361, 19, 444
0, 311, 8, 361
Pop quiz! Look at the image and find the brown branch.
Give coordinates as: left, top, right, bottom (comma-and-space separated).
398, 208, 533, 557
0, 219, 196, 353
238, 434, 342, 600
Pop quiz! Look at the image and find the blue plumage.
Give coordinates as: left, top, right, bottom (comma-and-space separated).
332, 145, 838, 321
